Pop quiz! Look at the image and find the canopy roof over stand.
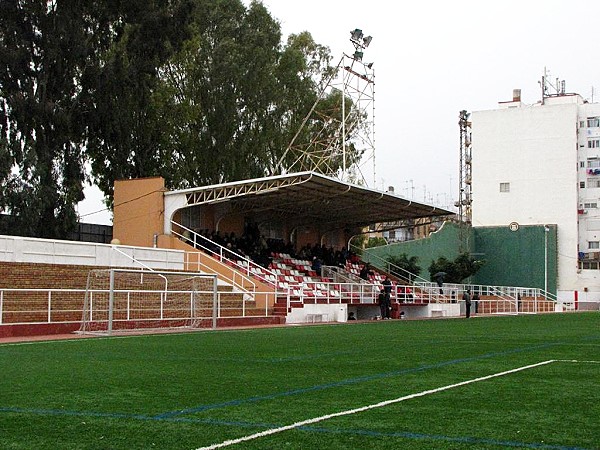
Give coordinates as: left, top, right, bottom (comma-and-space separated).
163, 171, 453, 235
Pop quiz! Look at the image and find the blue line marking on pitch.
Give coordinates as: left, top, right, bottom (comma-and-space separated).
0, 406, 275, 429
154, 342, 557, 418
1, 406, 590, 450
199, 349, 357, 364
301, 426, 591, 450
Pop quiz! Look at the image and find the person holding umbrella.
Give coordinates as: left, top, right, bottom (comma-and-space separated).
433, 271, 447, 294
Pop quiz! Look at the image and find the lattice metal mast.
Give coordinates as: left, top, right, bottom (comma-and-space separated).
456, 110, 473, 252
277, 28, 376, 186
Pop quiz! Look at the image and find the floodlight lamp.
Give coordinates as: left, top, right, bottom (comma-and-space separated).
350, 28, 363, 41
353, 51, 363, 61
363, 35, 372, 48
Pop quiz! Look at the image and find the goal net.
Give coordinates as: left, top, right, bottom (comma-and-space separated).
79, 269, 218, 335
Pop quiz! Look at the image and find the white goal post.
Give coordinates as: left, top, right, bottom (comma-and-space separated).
79, 268, 218, 335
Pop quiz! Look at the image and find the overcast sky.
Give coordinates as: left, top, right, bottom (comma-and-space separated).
78, 0, 600, 224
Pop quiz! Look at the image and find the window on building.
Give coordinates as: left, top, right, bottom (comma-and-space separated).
584, 202, 598, 209
589, 241, 600, 249
587, 178, 600, 188
588, 139, 600, 148
588, 160, 600, 168
581, 181, 586, 188
581, 161, 586, 168
587, 117, 600, 128
580, 121, 586, 128
499, 182, 510, 193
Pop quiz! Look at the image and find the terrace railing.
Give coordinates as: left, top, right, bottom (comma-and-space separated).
350, 242, 427, 285
0, 286, 273, 326
171, 221, 276, 295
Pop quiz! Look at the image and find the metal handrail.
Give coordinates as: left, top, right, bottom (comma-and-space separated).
171, 221, 278, 280
349, 242, 428, 284
111, 246, 169, 292
182, 251, 259, 295
413, 281, 558, 305
171, 221, 281, 295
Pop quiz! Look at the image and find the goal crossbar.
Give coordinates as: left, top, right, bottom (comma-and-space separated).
79, 268, 219, 335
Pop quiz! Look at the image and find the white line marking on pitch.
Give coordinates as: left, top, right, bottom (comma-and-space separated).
555, 359, 600, 364
193, 360, 556, 450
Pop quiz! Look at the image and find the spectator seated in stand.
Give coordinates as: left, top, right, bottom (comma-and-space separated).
359, 263, 374, 281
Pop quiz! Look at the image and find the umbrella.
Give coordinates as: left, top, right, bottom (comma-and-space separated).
433, 271, 447, 280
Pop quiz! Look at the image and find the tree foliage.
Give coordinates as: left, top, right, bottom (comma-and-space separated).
0, 0, 193, 237
85, 0, 347, 195
83, 0, 195, 200
428, 253, 484, 284
386, 253, 421, 282
365, 237, 387, 248
0, 1, 107, 237
1, 0, 362, 238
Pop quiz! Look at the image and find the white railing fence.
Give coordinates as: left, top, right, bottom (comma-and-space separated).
0, 287, 273, 326
349, 243, 428, 285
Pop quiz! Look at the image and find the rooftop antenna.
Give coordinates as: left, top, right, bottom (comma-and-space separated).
539, 67, 566, 104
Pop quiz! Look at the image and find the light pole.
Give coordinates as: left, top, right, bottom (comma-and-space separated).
544, 225, 550, 295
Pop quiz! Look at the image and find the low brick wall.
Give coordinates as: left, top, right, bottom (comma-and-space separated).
0, 262, 277, 338
0, 262, 98, 289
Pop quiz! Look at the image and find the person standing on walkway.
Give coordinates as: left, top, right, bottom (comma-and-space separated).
472, 291, 480, 314
382, 276, 392, 300
462, 289, 472, 318
378, 288, 391, 319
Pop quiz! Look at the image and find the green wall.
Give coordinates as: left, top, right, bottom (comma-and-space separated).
364, 222, 463, 282
363, 222, 557, 292
472, 225, 557, 292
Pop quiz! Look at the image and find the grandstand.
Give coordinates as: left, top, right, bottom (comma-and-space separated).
0, 171, 560, 339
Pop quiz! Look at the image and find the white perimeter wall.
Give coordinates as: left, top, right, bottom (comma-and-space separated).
471, 102, 579, 293
0, 235, 185, 270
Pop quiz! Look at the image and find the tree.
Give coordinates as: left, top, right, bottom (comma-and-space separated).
386, 254, 421, 282
89, 0, 366, 195
365, 237, 387, 248
151, 3, 345, 189
0, 0, 194, 237
83, 0, 195, 200
1, 0, 365, 238
349, 233, 367, 257
0, 1, 105, 237
86, 0, 342, 194
428, 253, 484, 284
151, 0, 290, 188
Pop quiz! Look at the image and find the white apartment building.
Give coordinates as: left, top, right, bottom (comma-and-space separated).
472, 91, 600, 303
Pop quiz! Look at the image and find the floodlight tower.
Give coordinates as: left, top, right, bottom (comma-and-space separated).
278, 28, 376, 186
456, 110, 473, 252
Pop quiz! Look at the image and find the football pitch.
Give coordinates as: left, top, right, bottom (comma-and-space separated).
1, 313, 599, 449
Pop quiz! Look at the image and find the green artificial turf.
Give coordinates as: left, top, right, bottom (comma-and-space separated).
0, 313, 599, 449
